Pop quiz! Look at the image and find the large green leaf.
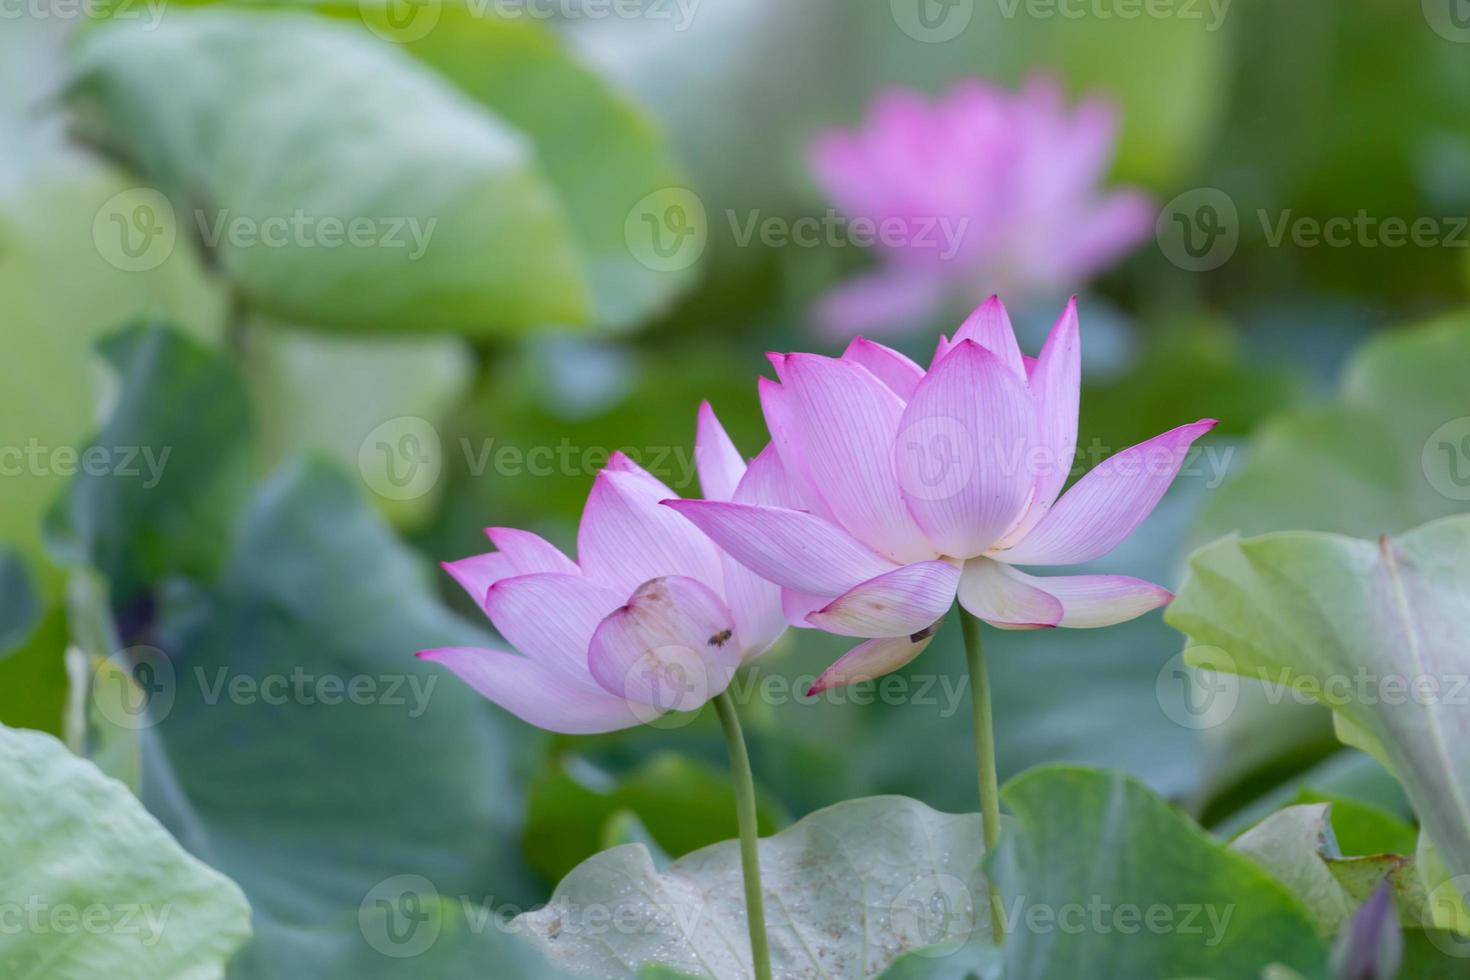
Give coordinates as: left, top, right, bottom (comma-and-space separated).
991, 766, 1327, 979
66, 7, 589, 334
515, 795, 990, 978
0, 724, 251, 978
1168, 515, 1470, 897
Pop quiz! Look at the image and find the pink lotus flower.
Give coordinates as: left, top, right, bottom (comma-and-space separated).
666, 297, 1215, 693
808, 77, 1154, 339
419, 405, 786, 734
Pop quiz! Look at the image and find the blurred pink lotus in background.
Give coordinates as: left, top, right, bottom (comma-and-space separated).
420, 405, 786, 733
808, 78, 1154, 339
668, 298, 1213, 693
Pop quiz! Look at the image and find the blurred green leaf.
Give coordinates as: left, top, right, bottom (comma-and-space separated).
0, 604, 68, 736
67, 7, 590, 334
992, 766, 1327, 977
516, 795, 989, 977
0, 551, 38, 656
0, 723, 252, 977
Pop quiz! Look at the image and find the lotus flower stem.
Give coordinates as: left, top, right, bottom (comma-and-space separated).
959, 607, 1006, 944
713, 690, 773, 980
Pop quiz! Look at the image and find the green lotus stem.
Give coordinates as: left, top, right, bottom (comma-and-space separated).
713, 690, 773, 980
959, 608, 1006, 944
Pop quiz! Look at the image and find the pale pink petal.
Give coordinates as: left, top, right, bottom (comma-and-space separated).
1054, 189, 1154, 282
998, 299, 1080, 545
807, 630, 938, 695
956, 557, 1063, 628
841, 337, 925, 401
732, 443, 804, 510
442, 554, 516, 607
894, 340, 1037, 558
483, 573, 625, 688
417, 648, 642, 735
587, 577, 742, 712
758, 377, 838, 522
776, 354, 934, 563
781, 588, 831, 629
577, 458, 723, 595
485, 527, 578, 576
949, 295, 1025, 377
662, 498, 897, 599
997, 420, 1218, 565
695, 401, 746, 503
810, 267, 945, 341
996, 566, 1171, 628
807, 560, 960, 638
720, 446, 792, 655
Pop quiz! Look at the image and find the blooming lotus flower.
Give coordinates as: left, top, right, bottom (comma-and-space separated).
808, 77, 1153, 339
418, 405, 786, 734
666, 297, 1215, 693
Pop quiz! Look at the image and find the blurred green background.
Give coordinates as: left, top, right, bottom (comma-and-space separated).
4, 0, 1470, 975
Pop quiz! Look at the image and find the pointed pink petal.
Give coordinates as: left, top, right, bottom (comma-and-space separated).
661, 499, 896, 598
777, 354, 934, 563
841, 337, 925, 401
950, 295, 1025, 377
577, 463, 723, 596
956, 557, 1063, 628
895, 340, 1037, 558
999, 567, 1171, 628
417, 648, 642, 735
807, 560, 960, 638
484, 527, 578, 576
587, 576, 742, 712
720, 446, 792, 655
695, 401, 745, 503
441, 554, 517, 607
758, 377, 839, 523
1000, 299, 1080, 545
810, 267, 945, 342
807, 630, 938, 695
483, 573, 625, 688
998, 420, 1218, 565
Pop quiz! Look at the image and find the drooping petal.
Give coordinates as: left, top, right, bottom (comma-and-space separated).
577, 456, 724, 595
956, 557, 1062, 628
483, 573, 625, 687
997, 299, 1080, 545
662, 499, 896, 598
841, 337, 925, 401
485, 527, 578, 576
807, 630, 939, 695
587, 577, 742, 713
807, 560, 960, 638
895, 340, 1037, 558
996, 566, 1171, 628
776, 353, 934, 562
417, 648, 643, 735
997, 419, 1218, 565
695, 401, 746, 503
950, 295, 1025, 377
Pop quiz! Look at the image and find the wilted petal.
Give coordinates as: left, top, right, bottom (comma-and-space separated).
587, 577, 743, 713
949, 295, 1025, 377
417, 648, 643, 735
775, 354, 934, 562
807, 630, 939, 695
997, 419, 1217, 565
841, 337, 925, 401
957, 557, 1062, 628
695, 401, 745, 503
995, 566, 1171, 628
808, 561, 960, 638
577, 455, 724, 595
895, 340, 1037, 558
483, 573, 625, 687
662, 499, 896, 598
